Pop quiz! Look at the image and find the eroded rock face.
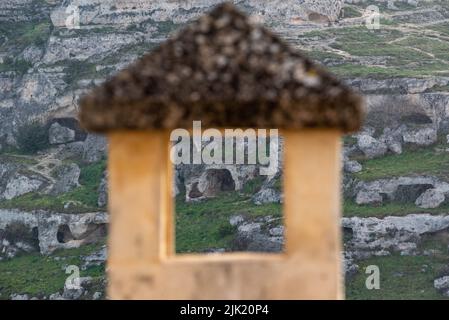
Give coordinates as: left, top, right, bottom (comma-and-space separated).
353, 176, 449, 206
344, 160, 362, 174
434, 276, 449, 297
97, 172, 107, 208
347, 77, 449, 94
252, 188, 282, 205
48, 122, 75, 145
2, 173, 45, 200
82, 134, 107, 163
402, 126, 437, 146
415, 189, 446, 209
303, 0, 343, 22
355, 190, 383, 205
356, 135, 388, 159
0, 209, 108, 255
50, 163, 80, 195
230, 215, 284, 252
342, 214, 449, 258
180, 164, 260, 201
82, 245, 107, 270
0, 159, 48, 200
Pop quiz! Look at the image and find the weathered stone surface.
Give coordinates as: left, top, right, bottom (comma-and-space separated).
0, 157, 48, 200
343, 253, 359, 278
434, 276, 449, 291
82, 245, 107, 270
343, 214, 449, 258
181, 164, 259, 201
82, 134, 107, 163
252, 188, 282, 205
347, 77, 449, 94
97, 172, 107, 208
380, 126, 405, 155
355, 190, 383, 205
62, 277, 93, 300
2, 173, 44, 200
48, 122, 75, 145
55, 141, 85, 160
10, 294, 29, 300
352, 176, 449, 204
344, 160, 362, 173
229, 215, 245, 226
230, 215, 283, 252
50, 163, 80, 195
356, 134, 387, 159
415, 189, 446, 209
402, 126, 437, 146
0, 209, 108, 255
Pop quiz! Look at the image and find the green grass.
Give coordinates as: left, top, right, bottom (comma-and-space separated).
397, 36, 449, 61
0, 20, 51, 50
330, 58, 449, 79
343, 136, 357, 147
303, 50, 345, 63
63, 62, 99, 87
429, 22, 449, 37
175, 191, 282, 253
303, 25, 449, 78
346, 254, 449, 300
354, 145, 449, 181
0, 154, 38, 166
341, 6, 362, 18
0, 161, 106, 213
0, 59, 32, 75
343, 200, 449, 218
0, 242, 104, 299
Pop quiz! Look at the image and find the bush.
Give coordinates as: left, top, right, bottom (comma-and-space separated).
2, 220, 38, 248
16, 120, 50, 154
217, 224, 237, 238
365, 96, 428, 135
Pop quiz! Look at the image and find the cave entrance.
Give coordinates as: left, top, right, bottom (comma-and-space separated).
56, 223, 107, 244
202, 169, 236, 197
57, 224, 74, 243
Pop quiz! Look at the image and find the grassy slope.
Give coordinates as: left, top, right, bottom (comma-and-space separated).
175, 191, 282, 253
344, 201, 449, 218
355, 146, 449, 181
344, 141, 449, 218
346, 254, 448, 300
0, 160, 106, 213
0, 242, 104, 299
300, 1, 449, 79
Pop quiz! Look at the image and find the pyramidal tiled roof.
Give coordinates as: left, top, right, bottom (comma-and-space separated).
79, 2, 364, 133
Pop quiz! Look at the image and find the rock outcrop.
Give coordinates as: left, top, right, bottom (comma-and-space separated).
352, 176, 449, 208
48, 122, 75, 145
343, 214, 449, 258
229, 215, 284, 252
50, 163, 80, 195
0, 209, 107, 255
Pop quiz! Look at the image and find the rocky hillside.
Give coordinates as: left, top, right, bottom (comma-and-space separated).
1, 0, 449, 299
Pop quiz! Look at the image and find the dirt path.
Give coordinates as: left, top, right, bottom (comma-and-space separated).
5, 147, 63, 192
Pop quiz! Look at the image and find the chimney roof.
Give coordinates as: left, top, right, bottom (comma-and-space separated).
79, 2, 364, 133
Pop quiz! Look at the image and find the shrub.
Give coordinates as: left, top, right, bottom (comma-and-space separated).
2, 220, 38, 248
217, 223, 237, 238
16, 120, 50, 154
365, 96, 428, 135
